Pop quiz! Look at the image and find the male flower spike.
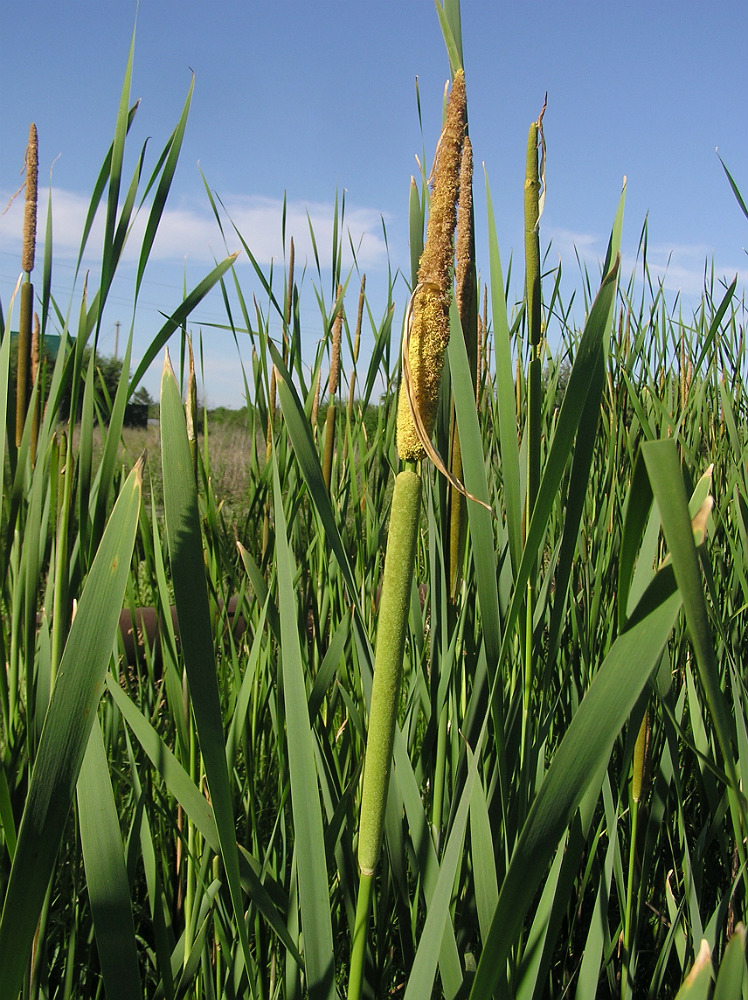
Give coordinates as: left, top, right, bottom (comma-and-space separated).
396, 69, 467, 462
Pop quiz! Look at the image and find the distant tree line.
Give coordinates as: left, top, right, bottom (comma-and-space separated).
9, 335, 154, 428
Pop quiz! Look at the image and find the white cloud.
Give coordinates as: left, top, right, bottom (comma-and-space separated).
620, 241, 748, 301
0, 186, 391, 273
543, 224, 748, 305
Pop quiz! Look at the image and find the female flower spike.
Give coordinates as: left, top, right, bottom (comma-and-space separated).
396, 69, 467, 461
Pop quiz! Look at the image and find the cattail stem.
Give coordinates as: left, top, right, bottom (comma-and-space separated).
15, 281, 33, 448
29, 312, 40, 464
349, 870, 374, 1000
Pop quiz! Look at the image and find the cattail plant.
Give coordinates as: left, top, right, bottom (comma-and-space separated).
522, 98, 545, 745
29, 312, 40, 463
16, 124, 37, 449
350, 68, 466, 1000
322, 285, 343, 491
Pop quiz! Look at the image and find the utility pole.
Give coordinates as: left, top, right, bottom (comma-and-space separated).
114, 320, 120, 359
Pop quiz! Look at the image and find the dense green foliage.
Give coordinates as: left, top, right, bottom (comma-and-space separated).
1, 4, 748, 999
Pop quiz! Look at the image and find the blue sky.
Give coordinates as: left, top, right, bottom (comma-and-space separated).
1, 1, 746, 408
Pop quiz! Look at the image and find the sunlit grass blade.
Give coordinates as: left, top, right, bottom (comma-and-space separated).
136, 75, 194, 295
77, 716, 141, 999
485, 172, 521, 575
469, 565, 684, 998
271, 455, 336, 1000
402, 736, 484, 1000
129, 253, 240, 393
106, 672, 302, 966
711, 924, 747, 999
159, 349, 255, 989
0, 458, 142, 1000
717, 151, 748, 220
499, 254, 621, 665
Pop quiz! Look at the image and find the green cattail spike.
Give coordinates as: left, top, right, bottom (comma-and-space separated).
29, 312, 40, 464
15, 282, 33, 448
524, 98, 546, 351
357, 470, 421, 875
350, 467, 422, 1000
396, 69, 466, 462
22, 124, 38, 276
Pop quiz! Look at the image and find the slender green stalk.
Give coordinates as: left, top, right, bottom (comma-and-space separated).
522, 103, 545, 749
15, 282, 33, 449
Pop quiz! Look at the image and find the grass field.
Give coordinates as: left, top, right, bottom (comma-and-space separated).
1, 3, 748, 998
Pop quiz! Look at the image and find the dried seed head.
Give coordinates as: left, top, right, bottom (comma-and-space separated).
22, 124, 38, 274
397, 70, 467, 461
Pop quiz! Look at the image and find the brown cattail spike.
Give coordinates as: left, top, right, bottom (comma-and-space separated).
22, 124, 38, 275
455, 134, 474, 332
396, 70, 467, 461
330, 285, 343, 398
